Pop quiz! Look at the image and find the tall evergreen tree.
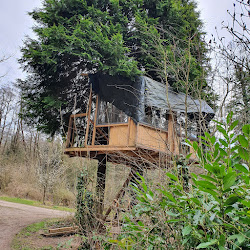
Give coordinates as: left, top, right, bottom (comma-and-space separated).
19, 0, 209, 135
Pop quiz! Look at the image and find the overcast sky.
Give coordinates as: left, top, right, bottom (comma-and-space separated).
0, 0, 238, 87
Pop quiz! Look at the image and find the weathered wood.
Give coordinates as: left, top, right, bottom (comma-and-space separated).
49, 226, 79, 233
70, 113, 87, 118
92, 95, 99, 145
66, 117, 73, 148
109, 125, 128, 146
104, 170, 134, 221
42, 226, 79, 237
84, 87, 92, 146
64, 146, 136, 152
95, 122, 129, 128
168, 114, 174, 153
137, 124, 167, 151
96, 154, 107, 217
127, 117, 131, 145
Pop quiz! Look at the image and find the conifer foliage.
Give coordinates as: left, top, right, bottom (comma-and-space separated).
19, 0, 206, 135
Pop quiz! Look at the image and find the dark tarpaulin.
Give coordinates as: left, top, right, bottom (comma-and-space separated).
89, 73, 214, 123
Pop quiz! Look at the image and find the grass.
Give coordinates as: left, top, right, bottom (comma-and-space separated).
12, 218, 79, 250
0, 196, 75, 212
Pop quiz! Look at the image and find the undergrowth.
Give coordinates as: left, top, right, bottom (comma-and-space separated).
101, 113, 250, 249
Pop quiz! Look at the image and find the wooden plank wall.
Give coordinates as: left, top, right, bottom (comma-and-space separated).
136, 124, 167, 151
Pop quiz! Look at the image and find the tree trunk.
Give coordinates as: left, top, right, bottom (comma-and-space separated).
42, 186, 46, 205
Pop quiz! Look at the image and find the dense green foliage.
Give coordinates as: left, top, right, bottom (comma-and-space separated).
19, 0, 207, 135
106, 113, 250, 249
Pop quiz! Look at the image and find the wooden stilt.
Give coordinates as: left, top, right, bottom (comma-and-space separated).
104, 170, 134, 221
96, 154, 107, 218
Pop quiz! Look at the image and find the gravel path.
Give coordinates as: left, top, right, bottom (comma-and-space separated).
0, 200, 73, 250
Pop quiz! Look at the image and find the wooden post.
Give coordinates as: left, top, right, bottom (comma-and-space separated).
84, 87, 92, 146
127, 117, 131, 145
96, 154, 107, 218
66, 117, 73, 148
168, 113, 174, 153
92, 95, 99, 145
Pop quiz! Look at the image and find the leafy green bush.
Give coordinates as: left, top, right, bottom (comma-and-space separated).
108, 113, 250, 249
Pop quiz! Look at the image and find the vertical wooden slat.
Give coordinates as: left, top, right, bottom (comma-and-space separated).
84, 87, 92, 146
92, 95, 99, 145
71, 117, 77, 147
127, 117, 131, 145
66, 117, 73, 148
168, 113, 174, 153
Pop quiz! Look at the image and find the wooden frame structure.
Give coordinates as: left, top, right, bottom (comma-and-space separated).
65, 95, 196, 166
64, 80, 200, 219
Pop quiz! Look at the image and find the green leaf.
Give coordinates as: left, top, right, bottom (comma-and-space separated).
192, 141, 199, 151
217, 125, 227, 137
186, 153, 192, 159
190, 198, 201, 206
166, 173, 178, 181
241, 200, 250, 208
182, 225, 192, 236
197, 239, 218, 249
219, 148, 227, 157
219, 139, 228, 147
238, 135, 248, 148
211, 136, 216, 144
228, 234, 245, 244
137, 221, 144, 227
219, 234, 226, 248
166, 219, 184, 223
146, 193, 153, 201
165, 211, 180, 217
234, 164, 249, 173
223, 172, 237, 190
242, 124, 250, 136
196, 180, 217, 190
227, 111, 233, 124
229, 120, 239, 131
238, 147, 249, 161
224, 196, 238, 206
163, 191, 177, 203
219, 246, 226, 250
200, 175, 217, 183
224, 206, 234, 214
198, 187, 219, 202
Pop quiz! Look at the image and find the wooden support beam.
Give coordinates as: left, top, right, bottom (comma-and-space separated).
90, 119, 109, 143
96, 154, 107, 218
168, 114, 174, 153
104, 170, 133, 221
95, 122, 128, 128
84, 87, 92, 146
92, 95, 99, 145
70, 113, 87, 118
127, 117, 131, 145
66, 117, 73, 148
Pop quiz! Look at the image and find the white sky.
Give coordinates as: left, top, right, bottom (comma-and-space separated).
0, 0, 238, 87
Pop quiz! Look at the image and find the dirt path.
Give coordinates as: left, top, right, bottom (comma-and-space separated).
0, 200, 73, 250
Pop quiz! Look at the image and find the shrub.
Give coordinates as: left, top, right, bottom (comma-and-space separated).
109, 113, 250, 249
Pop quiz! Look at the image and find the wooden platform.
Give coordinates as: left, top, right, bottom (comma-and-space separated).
64, 93, 196, 165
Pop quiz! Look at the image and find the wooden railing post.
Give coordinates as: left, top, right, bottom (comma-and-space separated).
84, 87, 92, 146
92, 95, 98, 145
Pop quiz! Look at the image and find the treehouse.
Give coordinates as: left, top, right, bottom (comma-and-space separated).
64, 73, 214, 217
65, 73, 214, 167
